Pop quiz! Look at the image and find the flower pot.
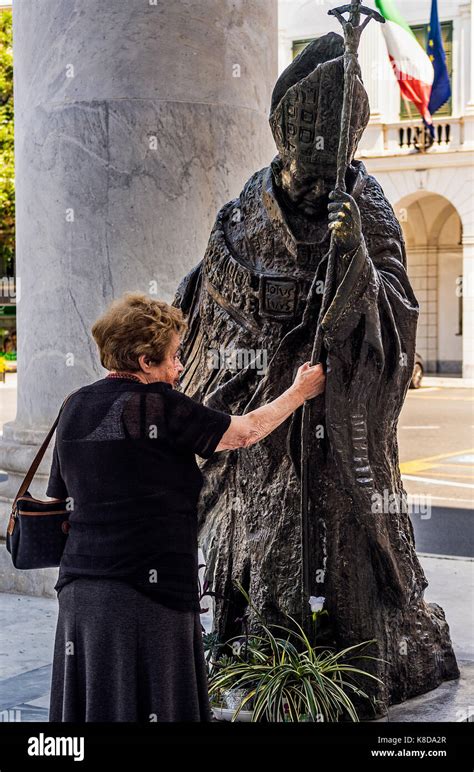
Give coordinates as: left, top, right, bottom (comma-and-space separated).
212, 706, 254, 722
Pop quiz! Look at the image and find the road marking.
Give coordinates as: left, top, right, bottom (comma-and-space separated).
436, 460, 474, 468
427, 495, 474, 505
407, 471, 474, 480
400, 448, 474, 474
402, 474, 474, 489
445, 454, 474, 464
407, 395, 474, 401
401, 425, 440, 429
417, 552, 474, 562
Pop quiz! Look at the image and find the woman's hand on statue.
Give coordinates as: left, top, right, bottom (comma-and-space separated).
292, 362, 326, 401
328, 189, 362, 255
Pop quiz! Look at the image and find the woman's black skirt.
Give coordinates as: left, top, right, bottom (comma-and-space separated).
48, 577, 212, 722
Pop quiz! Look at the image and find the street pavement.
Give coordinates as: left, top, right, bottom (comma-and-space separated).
398, 386, 473, 557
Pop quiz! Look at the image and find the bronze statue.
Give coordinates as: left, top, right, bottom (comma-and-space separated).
172, 12, 459, 717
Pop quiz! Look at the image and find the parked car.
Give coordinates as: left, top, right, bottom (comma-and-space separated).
410, 353, 424, 389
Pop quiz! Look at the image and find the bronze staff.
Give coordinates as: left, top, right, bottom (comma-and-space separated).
300, 0, 385, 621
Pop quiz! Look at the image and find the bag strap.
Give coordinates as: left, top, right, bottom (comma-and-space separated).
11, 388, 83, 510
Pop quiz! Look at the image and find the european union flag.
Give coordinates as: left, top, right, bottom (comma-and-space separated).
427, 0, 451, 115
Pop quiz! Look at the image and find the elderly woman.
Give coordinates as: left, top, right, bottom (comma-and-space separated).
47, 291, 325, 722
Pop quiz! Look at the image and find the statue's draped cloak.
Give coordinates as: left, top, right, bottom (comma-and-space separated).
172, 158, 459, 706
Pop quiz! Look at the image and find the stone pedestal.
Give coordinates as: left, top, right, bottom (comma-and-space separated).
0, 0, 277, 594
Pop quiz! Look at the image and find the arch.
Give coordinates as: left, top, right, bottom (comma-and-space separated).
393, 191, 463, 375
379, 169, 472, 239
394, 191, 462, 248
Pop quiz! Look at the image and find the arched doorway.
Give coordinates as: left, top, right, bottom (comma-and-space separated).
395, 193, 463, 374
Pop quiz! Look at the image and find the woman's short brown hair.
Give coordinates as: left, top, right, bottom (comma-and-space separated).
91, 291, 188, 371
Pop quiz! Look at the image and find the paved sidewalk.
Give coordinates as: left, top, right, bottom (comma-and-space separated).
0, 554, 471, 722
0, 555, 213, 722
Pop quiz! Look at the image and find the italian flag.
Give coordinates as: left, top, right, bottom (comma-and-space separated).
375, 0, 434, 123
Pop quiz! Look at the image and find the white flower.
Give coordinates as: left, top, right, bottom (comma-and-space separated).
231, 641, 242, 656
309, 596, 325, 613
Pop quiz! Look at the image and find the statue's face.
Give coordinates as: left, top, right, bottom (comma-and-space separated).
279, 159, 336, 216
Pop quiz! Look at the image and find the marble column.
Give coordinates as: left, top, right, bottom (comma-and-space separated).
0, 0, 277, 594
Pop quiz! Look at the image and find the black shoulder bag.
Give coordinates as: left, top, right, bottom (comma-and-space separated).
6, 389, 80, 569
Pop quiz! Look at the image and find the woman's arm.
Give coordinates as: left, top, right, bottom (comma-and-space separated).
215, 362, 325, 451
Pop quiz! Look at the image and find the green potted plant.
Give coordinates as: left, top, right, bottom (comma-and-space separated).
207, 580, 385, 722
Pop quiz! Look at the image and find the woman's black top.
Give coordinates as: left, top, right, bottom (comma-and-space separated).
46, 376, 232, 612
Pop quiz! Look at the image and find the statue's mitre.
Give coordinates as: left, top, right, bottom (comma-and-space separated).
269, 32, 370, 170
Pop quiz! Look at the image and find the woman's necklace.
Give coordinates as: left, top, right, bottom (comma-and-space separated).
106, 371, 143, 383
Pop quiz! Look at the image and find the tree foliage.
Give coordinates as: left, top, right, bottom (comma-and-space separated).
0, 10, 14, 275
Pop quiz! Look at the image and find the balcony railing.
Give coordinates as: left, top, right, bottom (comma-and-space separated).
384, 117, 464, 154
359, 116, 469, 157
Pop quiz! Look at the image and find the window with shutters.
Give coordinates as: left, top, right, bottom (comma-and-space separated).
400, 21, 452, 119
